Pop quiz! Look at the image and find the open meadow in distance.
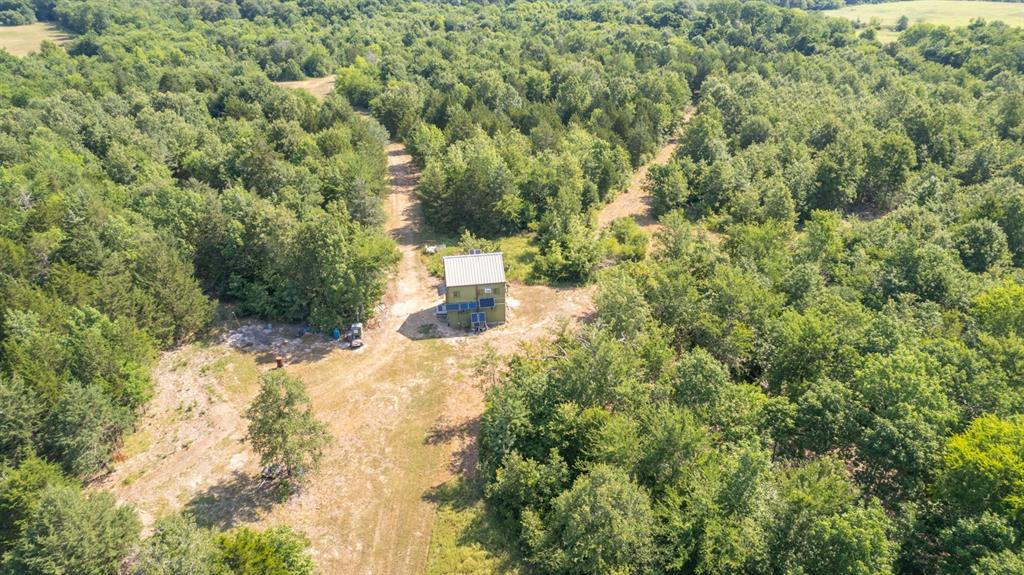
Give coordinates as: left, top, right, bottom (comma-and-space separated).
273, 75, 337, 101
825, 0, 1024, 30
0, 22, 70, 56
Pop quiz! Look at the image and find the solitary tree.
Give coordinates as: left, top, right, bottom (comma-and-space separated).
246, 371, 330, 488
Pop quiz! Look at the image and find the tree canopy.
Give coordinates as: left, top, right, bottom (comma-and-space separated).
1, 0, 1023, 572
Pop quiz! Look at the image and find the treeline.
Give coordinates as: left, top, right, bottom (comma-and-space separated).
40, 0, 695, 282
478, 3, 1024, 575
325, 0, 877, 281
35, 0, 694, 282
0, 1, 31, 25
647, 3, 1024, 225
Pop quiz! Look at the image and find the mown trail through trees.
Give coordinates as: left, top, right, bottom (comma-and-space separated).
596, 106, 697, 234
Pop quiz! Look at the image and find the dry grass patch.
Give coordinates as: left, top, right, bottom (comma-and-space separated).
94, 344, 258, 530
274, 75, 337, 100
825, 1, 1024, 33
0, 23, 71, 56
200, 349, 263, 399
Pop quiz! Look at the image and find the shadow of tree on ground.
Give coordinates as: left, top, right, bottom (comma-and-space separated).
426, 415, 481, 478
184, 470, 285, 530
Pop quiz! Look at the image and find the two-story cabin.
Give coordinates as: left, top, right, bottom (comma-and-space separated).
438, 252, 507, 330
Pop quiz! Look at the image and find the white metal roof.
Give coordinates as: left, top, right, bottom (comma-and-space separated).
442, 252, 506, 288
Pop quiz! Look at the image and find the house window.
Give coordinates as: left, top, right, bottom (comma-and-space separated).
483, 287, 493, 294
452, 290, 460, 297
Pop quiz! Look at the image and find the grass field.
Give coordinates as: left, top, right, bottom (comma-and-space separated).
424, 479, 523, 575
0, 22, 71, 56
825, 0, 1024, 37
274, 75, 336, 100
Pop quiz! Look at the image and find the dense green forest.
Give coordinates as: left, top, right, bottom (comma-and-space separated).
0, 0, 1022, 573
0, 0, 399, 571
479, 4, 1024, 575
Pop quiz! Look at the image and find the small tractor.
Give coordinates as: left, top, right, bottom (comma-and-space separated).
345, 321, 364, 349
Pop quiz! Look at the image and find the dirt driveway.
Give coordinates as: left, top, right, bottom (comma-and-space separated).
98, 82, 683, 574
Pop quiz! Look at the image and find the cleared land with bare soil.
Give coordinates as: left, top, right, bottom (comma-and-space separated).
99, 78, 686, 574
